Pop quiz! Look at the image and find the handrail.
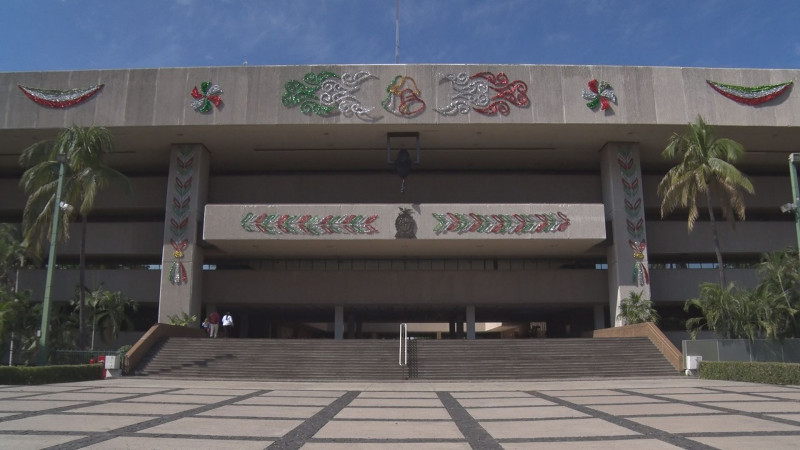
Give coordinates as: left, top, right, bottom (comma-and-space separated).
593, 322, 683, 371
399, 323, 408, 366
124, 323, 207, 374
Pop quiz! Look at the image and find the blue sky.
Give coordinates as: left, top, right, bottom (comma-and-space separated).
3, 0, 799, 72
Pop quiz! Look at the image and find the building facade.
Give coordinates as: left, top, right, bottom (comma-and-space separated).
0, 64, 796, 339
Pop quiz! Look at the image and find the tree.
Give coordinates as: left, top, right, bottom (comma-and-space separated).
617, 290, 659, 325
0, 224, 37, 293
85, 287, 138, 349
657, 115, 754, 286
19, 125, 133, 349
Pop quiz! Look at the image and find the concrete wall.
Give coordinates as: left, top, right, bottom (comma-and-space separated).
208, 173, 603, 204
17, 269, 160, 304
3, 65, 800, 128
203, 269, 607, 306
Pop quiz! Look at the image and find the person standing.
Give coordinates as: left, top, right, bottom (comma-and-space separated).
208, 311, 220, 338
222, 312, 234, 338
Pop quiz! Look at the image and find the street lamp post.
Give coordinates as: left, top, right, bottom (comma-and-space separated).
784, 153, 800, 258
37, 155, 66, 365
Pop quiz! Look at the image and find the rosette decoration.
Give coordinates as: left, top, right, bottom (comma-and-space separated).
706, 80, 793, 105
630, 240, 649, 286
582, 79, 616, 111
190, 81, 223, 113
18, 84, 104, 108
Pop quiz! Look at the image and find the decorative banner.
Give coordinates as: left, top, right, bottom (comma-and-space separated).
706, 80, 793, 105
435, 72, 529, 116
18, 84, 104, 108
282, 71, 381, 121
582, 79, 616, 111
242, 213, 379, 235
382, 75, 426, 117
630, 240, 649, 286
618, 150, 649, 286
190, 81, 223, 113
432, 212, 570, 235
168, 148, 194, 286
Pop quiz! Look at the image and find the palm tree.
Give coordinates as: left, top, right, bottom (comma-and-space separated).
86, 288, 138, 349
19, 125, 133, 348
0, 223, 37, 293
658, 115, 754, 286
617, 291, 659, 325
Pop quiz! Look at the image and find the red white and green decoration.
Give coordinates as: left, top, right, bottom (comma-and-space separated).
168, 148, 195, 285
617, 150, 649, 287
435, 72, 529, 116
432, 212, 570, 235
382, 75, 426, 117
190, 81, 223, 113
18, 84, 104, 108
706, 80, 793, 105
282, 71, 380, 121
242, 213, 379, 235
582, 79, 616, 111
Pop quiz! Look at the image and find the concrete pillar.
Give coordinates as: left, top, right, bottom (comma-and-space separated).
594, 304, 606, 330
334, 305, 344, 340
346, 313, 356, 339
600, 143, 652, 326
466, 305, 476, 340
157, 144, 210, 323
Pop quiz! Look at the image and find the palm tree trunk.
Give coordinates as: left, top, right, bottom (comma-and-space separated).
705, 190, 726, 286
79, 213, 87, 349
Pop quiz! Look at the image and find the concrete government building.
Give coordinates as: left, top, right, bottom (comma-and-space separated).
0, 64, 796, 340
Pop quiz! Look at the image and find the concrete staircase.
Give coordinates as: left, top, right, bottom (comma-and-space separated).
135, 337, 678, 380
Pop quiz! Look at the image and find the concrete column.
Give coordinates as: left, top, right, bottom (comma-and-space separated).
466, 305, 476, 340
157, 144, 210, 323
600, 143, 652, 326
334, 305, 344, 340
594, 304, 606, 330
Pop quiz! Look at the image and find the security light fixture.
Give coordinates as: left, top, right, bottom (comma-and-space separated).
387, 132, 420, 194
781, 202, 797, 214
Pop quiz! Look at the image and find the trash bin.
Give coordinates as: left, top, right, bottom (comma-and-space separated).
104, 355, 121, 379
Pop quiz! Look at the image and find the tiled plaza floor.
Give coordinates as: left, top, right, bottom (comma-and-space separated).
1, 376, 799, 449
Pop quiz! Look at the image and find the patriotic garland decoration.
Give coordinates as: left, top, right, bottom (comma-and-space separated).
435, 72, 529, 116
241, 213, 379, 235
706, 80, 793, 105
190, 81, 223, 113
18, 84, 104, 108
432, 212, 570, 235
168, 148, 194, 286
618, 150, 649, 287
169, 239, 189, 285
630, 240, 649, 286
582, 79, 616, 111
282, 71, 380, 121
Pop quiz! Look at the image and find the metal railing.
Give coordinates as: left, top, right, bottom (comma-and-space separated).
398, 323, 408, 366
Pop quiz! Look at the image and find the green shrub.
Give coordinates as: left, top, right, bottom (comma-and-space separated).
0, 364, 104, 385
699, 361, 800, 385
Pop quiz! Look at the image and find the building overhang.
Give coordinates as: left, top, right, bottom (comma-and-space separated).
203, 203, 606, 258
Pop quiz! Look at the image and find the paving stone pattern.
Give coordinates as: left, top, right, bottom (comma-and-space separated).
1, 377, 800, 449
